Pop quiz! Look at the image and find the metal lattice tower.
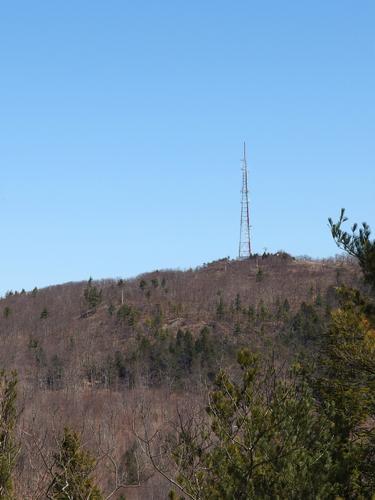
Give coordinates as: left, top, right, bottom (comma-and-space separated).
239, 142, 251, 259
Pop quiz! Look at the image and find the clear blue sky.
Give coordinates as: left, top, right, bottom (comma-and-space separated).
1, 1, 374, 294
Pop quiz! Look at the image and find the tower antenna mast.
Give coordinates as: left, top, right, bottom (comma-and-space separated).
239, 142, 251, 259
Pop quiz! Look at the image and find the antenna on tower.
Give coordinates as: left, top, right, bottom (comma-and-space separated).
239, 142, 251, 259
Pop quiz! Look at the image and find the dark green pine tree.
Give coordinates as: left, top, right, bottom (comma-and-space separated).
216, 296, 225, 319
83, 278, 102, 311
50, 427, 102, 499
329, 208, 375, 289
169, 350, 337, 499
3, 307, 11, 319
234, 293, 241, 312
40, 307, 49, 319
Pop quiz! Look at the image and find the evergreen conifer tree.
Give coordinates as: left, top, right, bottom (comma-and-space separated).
50, 427, 102, 499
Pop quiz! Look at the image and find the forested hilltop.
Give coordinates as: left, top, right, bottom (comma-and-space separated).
1, 254, 358, 391
0, 220, 374, 498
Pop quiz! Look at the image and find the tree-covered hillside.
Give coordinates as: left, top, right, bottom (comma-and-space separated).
0, 247, 371, 498
0, 254, 359, 391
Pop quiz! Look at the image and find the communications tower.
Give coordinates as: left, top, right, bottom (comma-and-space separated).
238, 142, 251, 259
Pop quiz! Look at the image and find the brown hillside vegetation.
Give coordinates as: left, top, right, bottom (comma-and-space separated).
0, 254, 360, 497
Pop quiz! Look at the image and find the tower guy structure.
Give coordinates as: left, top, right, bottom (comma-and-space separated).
238, 142, 252, 259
